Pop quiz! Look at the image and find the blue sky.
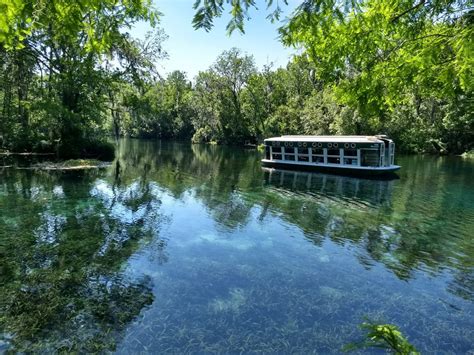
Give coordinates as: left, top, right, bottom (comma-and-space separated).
133, 0, 300, 80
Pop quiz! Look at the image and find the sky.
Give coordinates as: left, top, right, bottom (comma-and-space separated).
132, 0, 301, 80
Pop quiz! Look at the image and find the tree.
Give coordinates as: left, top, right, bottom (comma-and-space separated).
0, 0, 161, 156
118, 70, 194, 140
280, 1, 473, 114
192, 70, 226, 143
192, 48, 257, 144
162, 71, 194, 138
192, 0, 474, 153
0, 0, 158, 50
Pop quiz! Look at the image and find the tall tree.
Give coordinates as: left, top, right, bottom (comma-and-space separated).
0, 0, 160, 155
192, 0, 474, 153
192, 48, 257, 144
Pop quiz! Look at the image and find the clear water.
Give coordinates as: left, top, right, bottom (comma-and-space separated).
1, 139, 473, 353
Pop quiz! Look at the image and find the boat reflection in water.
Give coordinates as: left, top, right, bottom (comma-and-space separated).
262, 167, 396, 208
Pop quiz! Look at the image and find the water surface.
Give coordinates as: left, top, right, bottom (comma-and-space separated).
1, 140, 473, 353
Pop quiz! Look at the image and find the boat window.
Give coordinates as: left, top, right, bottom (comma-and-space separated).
272, 154, 282, 160
360, 149, 379, 167
285, 155, 295, 161
327, 149, 340, 156
265, 146, 270, 159
313, 148, 324, 155
313, 156, 324, 164
327, 157, 340, 164
285, 147, 295, 153
343, 149, 357, 157
343, 158, 358, 165
272, 146, 282, 153
297, 147, 309, 162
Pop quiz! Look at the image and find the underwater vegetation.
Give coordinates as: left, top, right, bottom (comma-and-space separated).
0, 169, 162, 352
1, 140, 473, 352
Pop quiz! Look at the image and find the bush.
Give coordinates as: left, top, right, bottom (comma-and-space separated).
192, 127, 213, 143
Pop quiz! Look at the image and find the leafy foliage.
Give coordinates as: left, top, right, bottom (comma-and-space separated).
345, 321, 420, 354
192, 48, 257, 144
192, 0, 289, 34
0, 0, 158, 50
1, 0, 472, 155
281, 0, 473, 114
191, 0, 473, 154
0, 0, 162, 158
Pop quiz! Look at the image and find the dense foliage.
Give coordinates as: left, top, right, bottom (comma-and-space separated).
0, 0, 160, 158
115, 47, 472, 153
0, 0, 472, 155
192, 0, 473, 153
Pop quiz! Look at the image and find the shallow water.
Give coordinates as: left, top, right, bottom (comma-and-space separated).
0, 139, 473, 353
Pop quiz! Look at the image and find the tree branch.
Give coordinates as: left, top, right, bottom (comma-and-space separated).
391, 0, 426, 23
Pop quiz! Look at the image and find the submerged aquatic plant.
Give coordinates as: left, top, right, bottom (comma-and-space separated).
209, 288, 247, 313
345, 321, 419, 354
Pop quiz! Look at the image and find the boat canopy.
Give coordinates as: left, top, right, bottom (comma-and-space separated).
261, 134, 399, 174
264, 135, 390, 143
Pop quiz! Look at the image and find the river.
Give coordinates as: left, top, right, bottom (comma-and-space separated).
0, 139, 473, 353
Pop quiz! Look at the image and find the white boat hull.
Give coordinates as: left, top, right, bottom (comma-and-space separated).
261, 159, 401, 177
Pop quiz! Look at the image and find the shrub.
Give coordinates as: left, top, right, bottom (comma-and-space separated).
192, 127, 212, 143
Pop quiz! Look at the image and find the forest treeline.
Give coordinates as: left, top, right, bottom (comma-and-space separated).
0, 0, 472, 157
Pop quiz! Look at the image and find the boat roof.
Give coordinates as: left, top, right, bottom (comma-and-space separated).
264, 135, 389, 143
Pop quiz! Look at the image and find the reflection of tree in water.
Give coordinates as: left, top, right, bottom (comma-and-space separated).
448, 268, 474, 301
1, 141, 472, 352
114, 139, 261, 230
112, 140, 474, 301
190, 144, 258, 230
0, 168, 166, 352
260, 165, 474, 298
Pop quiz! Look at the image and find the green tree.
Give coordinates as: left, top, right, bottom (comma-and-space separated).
192, 48, 257, 144
162, 70, 194, 138
0, 0, 159, 156
192, 0, 473, 154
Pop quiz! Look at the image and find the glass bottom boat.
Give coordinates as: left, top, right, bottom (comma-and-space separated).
261, 135, 401, 177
